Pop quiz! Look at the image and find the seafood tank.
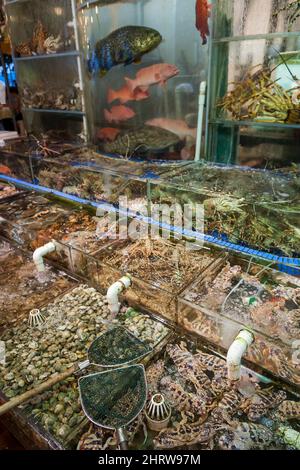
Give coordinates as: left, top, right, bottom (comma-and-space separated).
78, 0, 208, 159
86, 238, 219, 322
207, 0, 300, 167
4, 0, 88, 141
0, 240, 77, 332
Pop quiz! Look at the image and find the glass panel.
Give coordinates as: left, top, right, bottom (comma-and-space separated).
149, 168, 300, 257
0, 240, 76, 331
16, 57, 82, 112
0, 151, 33, 182
208, 122, 300, 167
32, 156, 150, 211
0, 193, 72, 247
91, 238, 218, 322
211, 39, 300, 125
52, 146, 192, 177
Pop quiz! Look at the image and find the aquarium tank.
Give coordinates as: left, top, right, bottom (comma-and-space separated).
206, 0, 300, 168
77, 0, 209, 160
4, 0, 88, 141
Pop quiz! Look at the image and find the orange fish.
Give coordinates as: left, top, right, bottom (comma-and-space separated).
146, 118, 197, 140
104, 105, 136, 124
125, 63, 179, 92
0, 165, 12, 176
97, 127, 121, 142
107, 84, 149, 104
196, 0, 211, 45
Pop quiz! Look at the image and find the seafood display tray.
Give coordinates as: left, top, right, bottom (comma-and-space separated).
0, 281, 171, 449
148, 169, 300, 258
0, 193, 74, 250
0, 239, 78, 332
178, 253, 300, 387
29, 157, 148, 211
0, 183, 27, 203
79, 336, 300, 450
85, 238, 220, 323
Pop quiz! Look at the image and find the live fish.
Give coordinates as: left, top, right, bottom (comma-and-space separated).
195, 0, 211, 45
103, 126, 181, 156
88, 26, 162, 76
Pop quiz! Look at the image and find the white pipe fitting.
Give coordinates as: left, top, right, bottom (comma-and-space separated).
227, 329, 254, 381
33, 241, 56, 272
107, 274, 132, 316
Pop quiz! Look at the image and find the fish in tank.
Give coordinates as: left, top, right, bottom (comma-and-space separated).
78, 0, 209, 160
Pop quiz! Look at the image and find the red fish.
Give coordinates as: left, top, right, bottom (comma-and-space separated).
107, 84, 149, 104
104, 105, 136, 124
125, 63, 179, 92
196, 0, 211, 45
0, 165, 12, 176
97, 127, 121, 142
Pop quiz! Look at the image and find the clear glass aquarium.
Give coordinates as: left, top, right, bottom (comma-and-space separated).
0, 193, 72, 247
148, 166, 300, 257
4, 0, 88, 141
78, 0, 208, 160
22, 109, 85, 141
0, 151, 34, 182
0, 240, 77, 333
178, 252, 300, 386
207, 0, 300, 168
5, 0, 76, 56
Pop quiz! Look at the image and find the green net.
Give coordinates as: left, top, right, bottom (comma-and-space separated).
79, 366, 147, 429
88, 326, 152, 367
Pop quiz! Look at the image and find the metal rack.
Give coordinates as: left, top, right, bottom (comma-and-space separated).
4, 0, 89, 140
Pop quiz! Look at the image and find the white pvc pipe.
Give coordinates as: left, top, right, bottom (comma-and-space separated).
107, 275, 132, 316
227, 330, 254, 381
195, 81, 207, 161
33, 242, 56, 273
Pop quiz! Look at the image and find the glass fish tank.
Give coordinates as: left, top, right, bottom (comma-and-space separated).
207, 0, 300, 168
78, 0, 208, 160
4, 0, 76, 57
